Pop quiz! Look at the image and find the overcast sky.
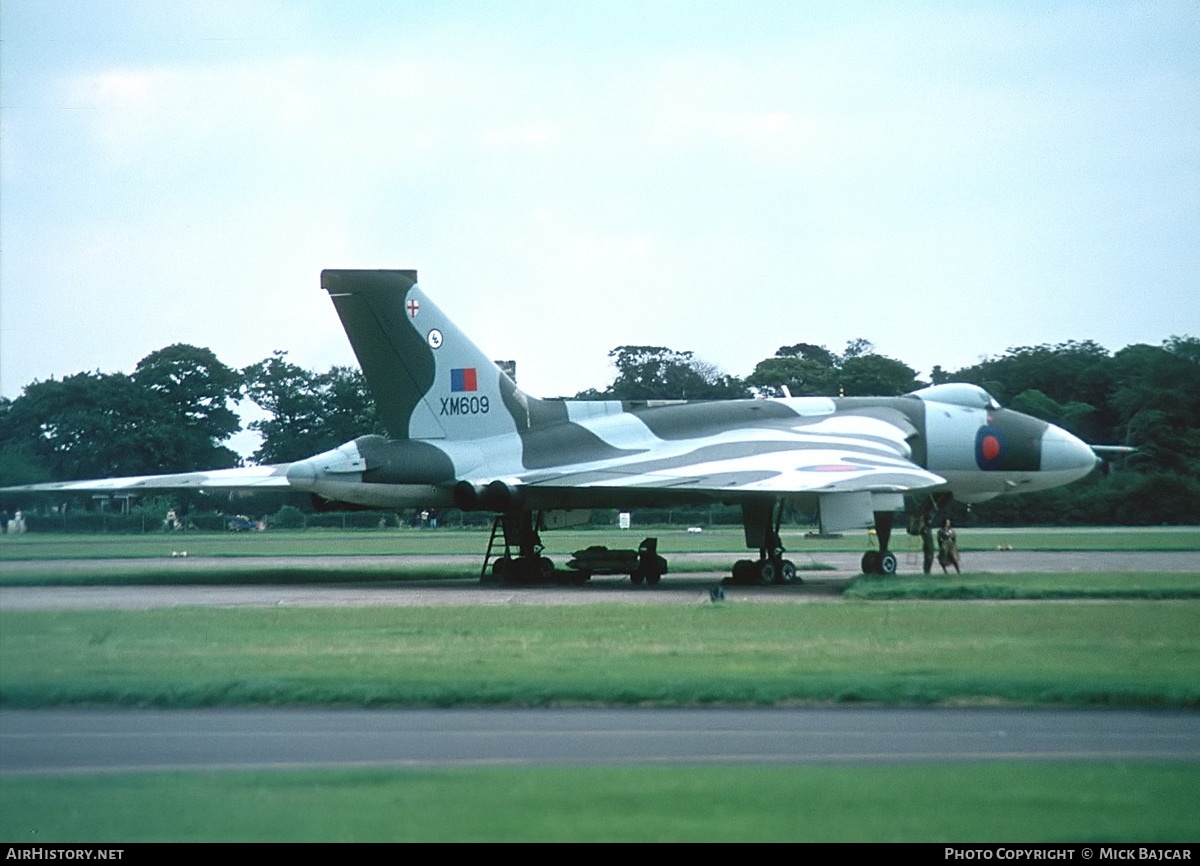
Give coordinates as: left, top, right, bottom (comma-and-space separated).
3, 1, 1197, 421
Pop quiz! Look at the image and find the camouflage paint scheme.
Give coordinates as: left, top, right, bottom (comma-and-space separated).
5, 270, 1100, 579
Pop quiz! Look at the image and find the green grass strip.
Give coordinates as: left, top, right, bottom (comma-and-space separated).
0, 560, 831, 587
1, 762, 1195, 842
846, 571, 1200, 600
2, 526, 1197, 561
0, 563, 483, 586
3, 603, 1197, 708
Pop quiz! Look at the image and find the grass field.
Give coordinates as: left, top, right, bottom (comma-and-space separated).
3, 602, 1197, 708
2, 762, 1196, 842
2, 526, 1197, 842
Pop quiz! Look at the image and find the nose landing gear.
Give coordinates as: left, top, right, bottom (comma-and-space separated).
860, 549, 898, 575
860, 511, 898, 575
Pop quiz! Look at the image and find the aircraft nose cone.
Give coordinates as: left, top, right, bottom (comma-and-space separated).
1040, 424, 1100, 479
285, 459, 317, 491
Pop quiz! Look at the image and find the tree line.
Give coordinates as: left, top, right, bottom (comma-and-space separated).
2, 335, 1197, 524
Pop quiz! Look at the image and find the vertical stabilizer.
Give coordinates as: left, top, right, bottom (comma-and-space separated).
321, 269, 532, 441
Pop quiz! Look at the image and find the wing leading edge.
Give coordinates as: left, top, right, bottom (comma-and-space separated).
3, 464, 293, 494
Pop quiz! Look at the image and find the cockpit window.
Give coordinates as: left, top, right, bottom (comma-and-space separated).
909, 383, 1001, 410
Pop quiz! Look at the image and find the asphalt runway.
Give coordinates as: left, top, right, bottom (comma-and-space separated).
4, 707, 1199, 774
3, 550, 1199, 610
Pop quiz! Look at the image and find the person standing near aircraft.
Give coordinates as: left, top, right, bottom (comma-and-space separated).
920, 512, 935, 574
937, 518, 961, 574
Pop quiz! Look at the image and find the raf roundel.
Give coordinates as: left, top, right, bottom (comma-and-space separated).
974, 425, 1006, 470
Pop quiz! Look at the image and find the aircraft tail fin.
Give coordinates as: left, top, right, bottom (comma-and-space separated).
320, 270, 536, 441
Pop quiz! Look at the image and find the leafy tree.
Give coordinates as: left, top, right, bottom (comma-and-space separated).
1163, 335, 1200, 366
841, 337, 874, 360
1108, 342, 1200, 474
1, 372, 179, 481
745, 356, 836, 396
0, 345, 243, 486
242, 352, 383, 464
0, 396, 49, 485
778, 342, 838, 367
590, 346, 749, 400
242, 352, 330, 464
747, 339, 920, 397
132, 344, 242, 471
323, 365, 381, 435
953, 340, 1114, 409
838, 354, 922, 397
746, 342, 839, 397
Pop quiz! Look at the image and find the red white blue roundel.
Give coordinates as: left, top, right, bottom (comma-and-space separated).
975, 425, 1005, 470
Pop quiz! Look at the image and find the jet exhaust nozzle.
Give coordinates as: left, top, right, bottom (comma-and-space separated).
453, 481, 487, 511
481, 480, 524, 512
454, 480, 524, 511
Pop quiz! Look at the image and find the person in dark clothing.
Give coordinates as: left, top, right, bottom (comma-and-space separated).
920, 512, 935, 574
937, 518, 961, 574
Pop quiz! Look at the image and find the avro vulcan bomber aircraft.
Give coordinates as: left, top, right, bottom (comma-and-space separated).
8, 270, 1102, 583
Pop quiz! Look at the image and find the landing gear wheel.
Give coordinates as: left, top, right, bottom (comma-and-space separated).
492, 557, 511, 581
758, 559, 778, 586
861, 551, 881, 574
779, 559, 797, 583
879, 551, 897, 575
630, 569, 645, 586
731, 559, 754, 584
645, 570, 662, 586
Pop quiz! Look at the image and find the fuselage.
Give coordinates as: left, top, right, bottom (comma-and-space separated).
285, 383, 1099, 511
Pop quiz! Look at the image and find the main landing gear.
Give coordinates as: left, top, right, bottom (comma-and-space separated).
730, 556, 797, 585
481, 499, 812, 588
482, 510, 558, 584
727, 499, 801, 586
